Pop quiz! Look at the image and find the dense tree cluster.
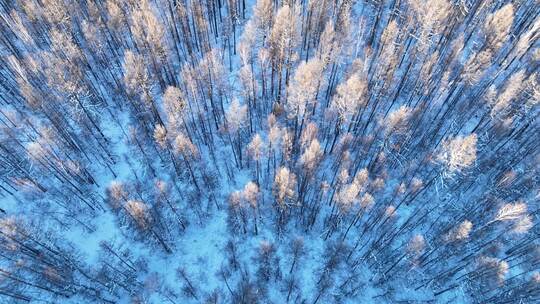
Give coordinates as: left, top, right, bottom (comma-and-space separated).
0, 0, 539, 303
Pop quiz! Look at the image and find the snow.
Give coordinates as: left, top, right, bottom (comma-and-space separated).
1, 0, 538, 303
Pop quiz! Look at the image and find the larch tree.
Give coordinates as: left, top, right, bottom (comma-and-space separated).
436, 133, 478, 178
242, 181, 260, 235
286, 57, 325, 139
252, 0, 273, 43
247, 133, 265, 184
224, 98, 248, 168
162, 86, 187, 135
484, 4, 514, 53
490, 70, 526, 119
273, 166, 297, 231
268, 4, 301, 103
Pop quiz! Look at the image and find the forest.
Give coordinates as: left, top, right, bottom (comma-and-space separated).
0, 0, 539, 303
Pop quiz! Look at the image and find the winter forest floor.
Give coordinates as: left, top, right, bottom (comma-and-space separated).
0, 0, 539, 303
